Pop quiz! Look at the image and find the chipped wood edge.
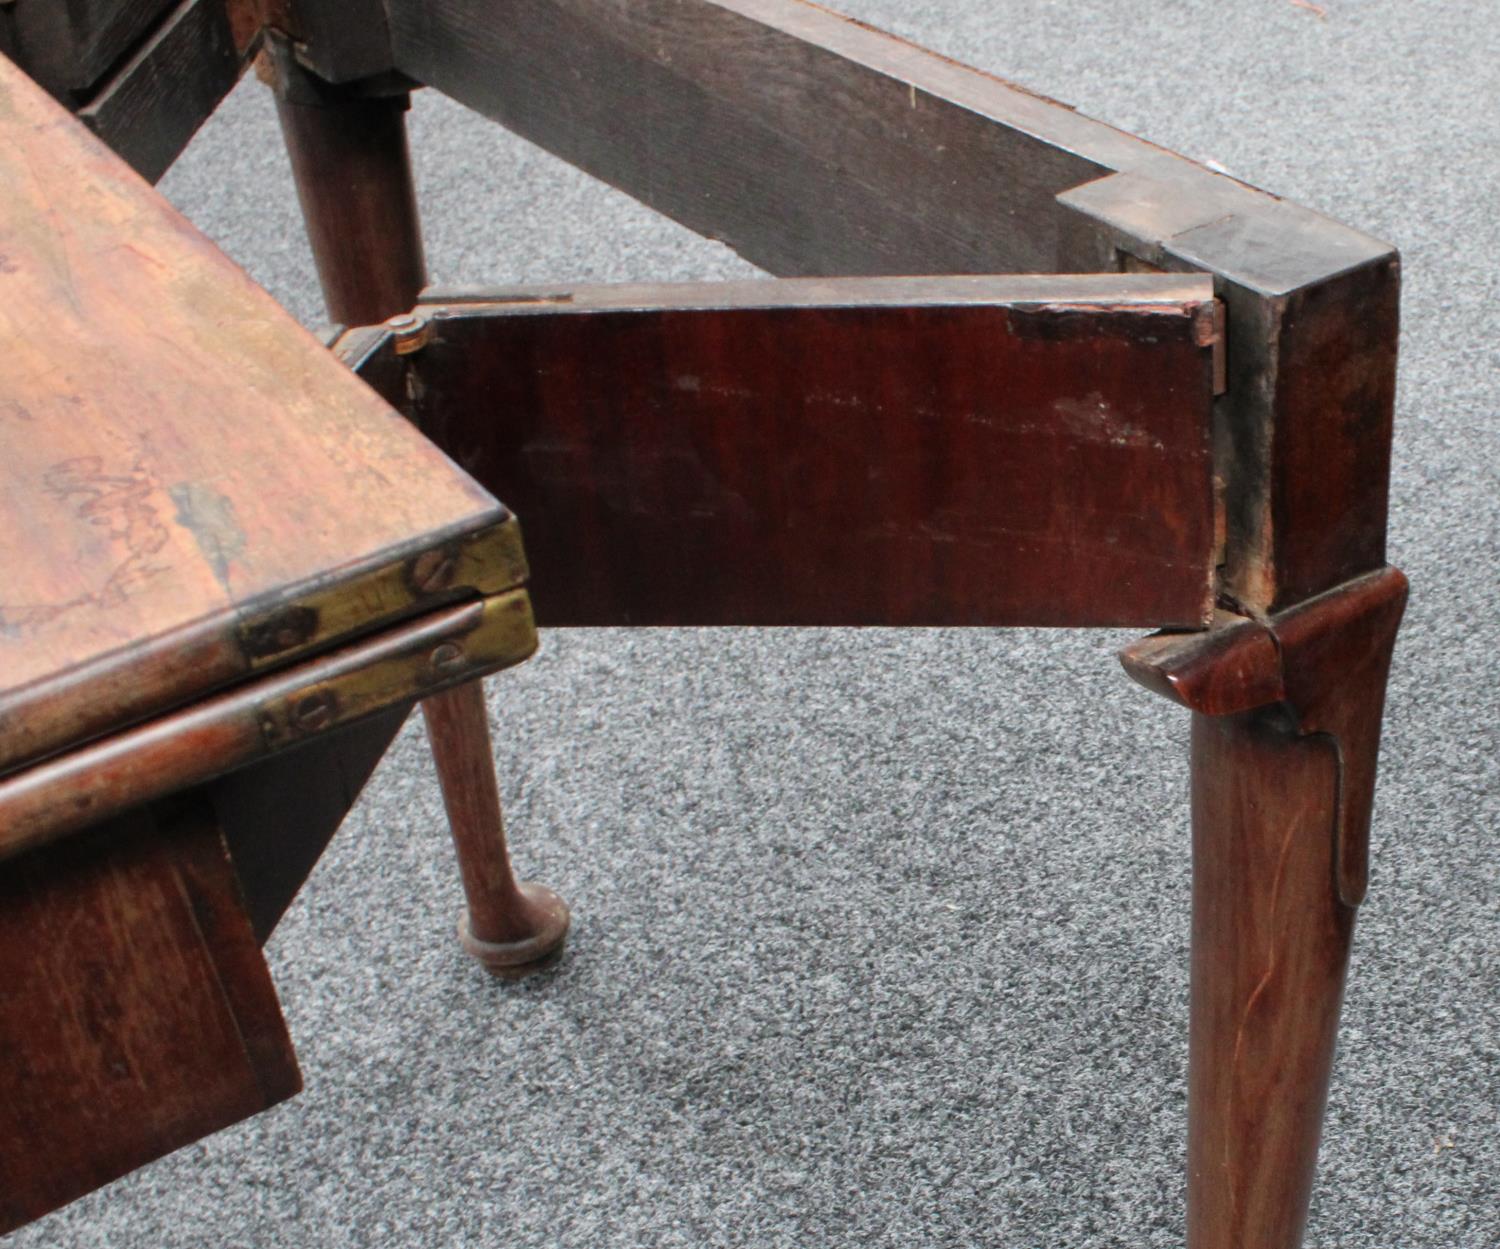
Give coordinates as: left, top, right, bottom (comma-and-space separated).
1121, 566, 1408, 906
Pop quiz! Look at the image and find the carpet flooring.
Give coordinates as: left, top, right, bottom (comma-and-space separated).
17, 1, 1497, 1245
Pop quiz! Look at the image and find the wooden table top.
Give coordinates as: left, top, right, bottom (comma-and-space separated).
0, 53, 523, 777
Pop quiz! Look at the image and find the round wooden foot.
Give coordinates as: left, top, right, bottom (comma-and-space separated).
457, 882, 570, 978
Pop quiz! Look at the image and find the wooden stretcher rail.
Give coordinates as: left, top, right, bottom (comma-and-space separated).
384, 0, 1399, 615
347, 274, 1222, 629
2, 0, 181, 94
0, 591, 536, 863
78, 0, 242, 183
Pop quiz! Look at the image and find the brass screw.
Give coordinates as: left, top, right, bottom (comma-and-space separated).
412, 548, 458, 593
292, 692, 335, 732
430, 642, 466, 674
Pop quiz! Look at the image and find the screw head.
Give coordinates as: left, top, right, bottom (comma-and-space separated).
292, 691, 336, 731
412, 549, 458, 594
430, 642, 466, 674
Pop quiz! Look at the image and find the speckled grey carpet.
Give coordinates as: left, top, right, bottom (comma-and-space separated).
16, 1, 1497, 1245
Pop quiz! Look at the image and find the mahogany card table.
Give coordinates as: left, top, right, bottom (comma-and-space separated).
0, 3, 1406, 1245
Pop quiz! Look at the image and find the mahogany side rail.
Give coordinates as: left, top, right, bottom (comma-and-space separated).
0, 2, 1406, 1245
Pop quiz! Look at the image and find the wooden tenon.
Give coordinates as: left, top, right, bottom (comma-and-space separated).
0, 2, 1408, 1248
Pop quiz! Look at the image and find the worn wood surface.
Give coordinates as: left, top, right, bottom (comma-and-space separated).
1121, 567, 1406, 1247
5, 0, 181, 95
78, 0, 242, 183
0, 592, 536, 862
386, 0, 1398, 614
372, 275, 1220, 628
1264, 569, 1408, 907
391, 0, 1104, 275
1262, 260, 1400, 610
1123, 568, 1408, 905
1185, 709, 1350, 1249
1120, 611, 1284, 718
0, 799, 300, 1233
0, 55, 528, 776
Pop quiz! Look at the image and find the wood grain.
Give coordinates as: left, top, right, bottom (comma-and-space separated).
1263, 258, 1400, 610
1121, 567, 1407, 1247
0, 56, 524, 776
6, 0, 181, 95
382, 275, 1220, 628
1265, 568, 1409, 907
0, 799, 299, 1234
78, 0, 242, 184
266, 33, 426, 326
386, 0, 1399, 613
1186, 709, 1349, 1249
1123, 567, 1408, 904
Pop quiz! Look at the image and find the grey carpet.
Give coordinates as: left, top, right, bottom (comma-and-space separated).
17, 1, 1497, 1245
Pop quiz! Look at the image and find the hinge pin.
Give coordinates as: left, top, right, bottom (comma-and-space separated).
386, 311, 432, 355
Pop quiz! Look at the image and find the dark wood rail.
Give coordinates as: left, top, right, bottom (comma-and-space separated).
343, 274, 1222, 628
384, 0, 1398, 615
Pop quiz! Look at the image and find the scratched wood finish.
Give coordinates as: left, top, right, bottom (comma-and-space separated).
0, 800, 300, 1233
77, 0, 242, 183
385, 276, 1219, 627
0, 56, 523, 777
386, 0, 1398, 614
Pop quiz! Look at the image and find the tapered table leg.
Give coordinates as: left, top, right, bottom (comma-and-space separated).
1187, 709, 1350, 1247
1122, 568, 1407, 1249
266, 37, 568, 974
